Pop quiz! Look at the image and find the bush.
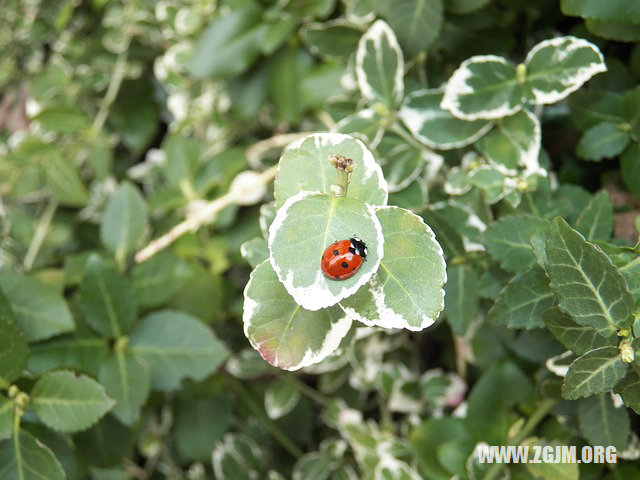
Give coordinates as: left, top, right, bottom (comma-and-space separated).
1, 0, 640, 479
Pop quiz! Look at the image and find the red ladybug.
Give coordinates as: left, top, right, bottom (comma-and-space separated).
321, 237, 367, 281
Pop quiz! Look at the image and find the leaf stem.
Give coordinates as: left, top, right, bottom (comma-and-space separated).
524, 191, 540, 217
277, 372, 331, 407
23, 199, 58, 271
481, 398, 555, 480
390, 122, 424, 151
224, 374, 304, 459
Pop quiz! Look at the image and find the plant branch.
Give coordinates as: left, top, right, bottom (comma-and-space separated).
277, 372, 332, 407
246, 132, 315, 169
224, 374, 304, 459
134, 165, 277, 263
23, 199, 58, 271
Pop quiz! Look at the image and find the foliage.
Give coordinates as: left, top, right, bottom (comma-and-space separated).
1, 0, 640, 479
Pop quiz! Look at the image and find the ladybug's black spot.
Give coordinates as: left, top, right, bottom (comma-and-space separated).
352, 267, 356, 270
341, 262, 348, 268
333, 250, 339, 256
321, 255, 324, 260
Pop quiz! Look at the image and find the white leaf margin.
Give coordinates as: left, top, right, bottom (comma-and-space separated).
334, 108, 385, 149
340, 206, 446, 331
441, 54, 521, 121
276, 132, 389, 207
268, 190, 385, 311
355, 19, 405, 106
524, 35, 607, 105
242, 262, 354, 371
400, 88, 494, 150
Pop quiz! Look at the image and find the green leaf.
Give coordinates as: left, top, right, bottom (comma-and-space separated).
300, 21, 362, 62
355, 20, 404, 108
468, 166, 507, 205
523, 438, 579, 480
269, 192, 384, 311
80, 255, 137, 338
0, 290, 28, 385
545, 217, 634, 337
292, 452, 338, 480
131, 251, 192, 308
0, 429, 66, 480
475, 109, 541, 173
488, 266, 554, 330
561, 347, 627, 400
446, 0, 490, 14
335, 109, 384, 148
578, 393, 629, 450
400, 89, 492, 150
585, 19, 640, 42
100, 181, 148, 260
340, 207, 446, 331
482, 215, 549, 273
273, 133, 388, 209
543, 307, 616, 356
466, 362, 532, 443
33, 106, 88, 133
44, 155, 89, 207
377, 134, 429, 192
614, 369, 640, 414
269, 47, 310, 124
0, 270, 74, 342
0, 395, 11, 440
560, 0, 640, 24
373, 0, 443, 56
621, 143, 640, 198
98, 350, 150, 425
31, 370, 114, 433
441, 55, 521, 120
576, 122, 630, 161
240, 237, 269, 268
161, 134, 199, 189
575, 190, 613, 241
212, 433, 268, 480
444, 265, 479, 336
243, 261, 352, 370
568, 90, 624, 132
189, 7, 267, 78
28, 336, 108, 376
129, 310, 229, 390
523, 36, 607, 105
174, 393, 231, 462
265, 380, 301, 419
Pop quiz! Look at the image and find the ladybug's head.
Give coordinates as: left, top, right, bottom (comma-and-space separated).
349, 237, 367, 259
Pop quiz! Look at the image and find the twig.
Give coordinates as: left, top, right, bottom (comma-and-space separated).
23, 199, 58, 271
134, 166, 277, 264
246, 132, 314, 169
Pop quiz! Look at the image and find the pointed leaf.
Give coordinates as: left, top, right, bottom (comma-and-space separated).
129, 310, 228, 390
543, 307, 616, 356
482, 215, 549, 273
400, 89, 492, 149
614, 369, 640, 415
100, 181, 148, 259
545, 217, 634, 337
240, 237, 269, 268
80, 255, 137, 338
269, 192, 384, 311
561, 347, 627, 400
131, 251, 192, 308
575, 190, 613, 241
0, 430, 65, 480
243, 261, 352, 370
0, 270, 74, 342
488, 266, 554, 329
444, 265, 479, 336
576, 122, 629, 161
560, 0, 640, 24
0, 396, 11, 440
28, 336, 108, 376
98, 350, 150, 425
0, 290, 28, 385
273, 133, 388, 209
31, 370, 114, 433
355, 20, 404, 107
44, 155, 89, 207
578, 393, 629, 450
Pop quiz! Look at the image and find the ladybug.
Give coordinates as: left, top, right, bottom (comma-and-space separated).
321, 237, 367, 281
